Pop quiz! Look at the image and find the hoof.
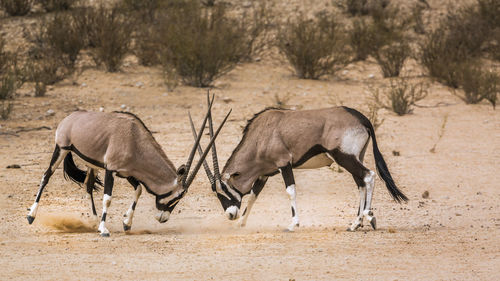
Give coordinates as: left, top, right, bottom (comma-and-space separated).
369, 217, 377, 230
100, 232, 110, 237
27, 215, 35, 224
123, 223, 131, 232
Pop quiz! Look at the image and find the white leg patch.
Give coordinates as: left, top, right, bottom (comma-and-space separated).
28, 202, 38, 217
340, 127, 369, 156
286, 184, 299, 232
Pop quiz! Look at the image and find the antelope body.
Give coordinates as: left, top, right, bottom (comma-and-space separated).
27, 98, 230, 236
195, 105, 407, 231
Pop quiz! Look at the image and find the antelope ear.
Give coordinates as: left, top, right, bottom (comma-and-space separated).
222, 172, 230, 181
177, 164, 186, 176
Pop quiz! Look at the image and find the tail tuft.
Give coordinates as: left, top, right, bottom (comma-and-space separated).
63, 153, 103, 190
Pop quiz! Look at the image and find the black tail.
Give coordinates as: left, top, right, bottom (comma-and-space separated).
343, 107, 408, 203
63, 152, 103, 189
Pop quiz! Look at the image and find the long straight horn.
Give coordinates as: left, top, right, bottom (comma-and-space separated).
184, 109, 232, 189
206, 91, 221, 181
182, 95, 215, 187
188, 111, 214, 185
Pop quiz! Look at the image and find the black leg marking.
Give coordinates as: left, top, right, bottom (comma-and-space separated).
131, 201, 137, 211
280, 163, 295, 187
101, 212, 107, 222
291, 207, 295, 217
330, 149, 369, 180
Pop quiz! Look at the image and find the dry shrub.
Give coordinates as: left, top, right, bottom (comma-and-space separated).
419, 3, 493, 87
344, 0, 389, 17
0, 36, 20, 119
86, 4, 133, 72
0, 0, 32, 16
240, 0, 275, 61
24, 13, 83, 89
455, 62, 498, 108
134, 24, 159, 66
157, 1, 250, 87
350, 18, 376, 61
39, 0, 77, 12
277, 12, 350, 79
373, 78, 428, 116
373, 42, 410, 77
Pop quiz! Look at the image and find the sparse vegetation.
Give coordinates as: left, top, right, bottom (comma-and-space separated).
277, 12, 350, 79
0, 36, 21, 119
344, 0, 390, 17
157, 1, 251, 87
349, 18, 376, 61
455, 62, 499, 108
373, 42, 410, 77
430, 114, 448, 153
87, 4, 133, 72
0, 0, 32, 16
372, 78, 428, 116
38, 0, 77, 12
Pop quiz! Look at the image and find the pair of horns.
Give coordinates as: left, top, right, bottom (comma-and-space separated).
182, 93, 231, 189
188, 91, 223, 186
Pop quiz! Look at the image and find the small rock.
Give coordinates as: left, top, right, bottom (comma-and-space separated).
162, 93, 169, 97
81, 83, 87, 87
388, 228, 396, 233
392, 150, 400, 156
368, 74, 375, 79
6, 164, 21, 169
99, 107, 104, 112
222, 97, 233, 103
342, 70, 349, 75
135, 81, 144, 88
120, 104, 127, 109
254, 57, 261, 62
112, 261, 117, 265
422, 190, 429, 199
46, 109, 55, 116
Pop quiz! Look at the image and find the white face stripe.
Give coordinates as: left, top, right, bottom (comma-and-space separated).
216, 181, 231, 200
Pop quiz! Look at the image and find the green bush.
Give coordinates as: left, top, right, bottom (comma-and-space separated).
0, 0, 32, 16
38, 0, 77, 12
277, 12, 350, 79
157, 1, 250, 87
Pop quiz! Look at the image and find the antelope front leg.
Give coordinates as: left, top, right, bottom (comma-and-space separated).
27, 146, 68, 224
123, 177, 142, 232
280, 163, 299, 232
98, 170, 114, 237
238, 176, 268, 227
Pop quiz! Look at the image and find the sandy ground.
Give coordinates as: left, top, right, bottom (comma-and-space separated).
1, 0, 500, 279
0, 58, 499, 280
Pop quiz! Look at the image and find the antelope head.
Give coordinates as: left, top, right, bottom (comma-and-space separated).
155, 95, 232, 223
189, 92, 242, 220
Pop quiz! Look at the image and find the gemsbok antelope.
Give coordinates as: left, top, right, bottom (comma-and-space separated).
27, 97, 231, 236
191, 102, 408, 232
